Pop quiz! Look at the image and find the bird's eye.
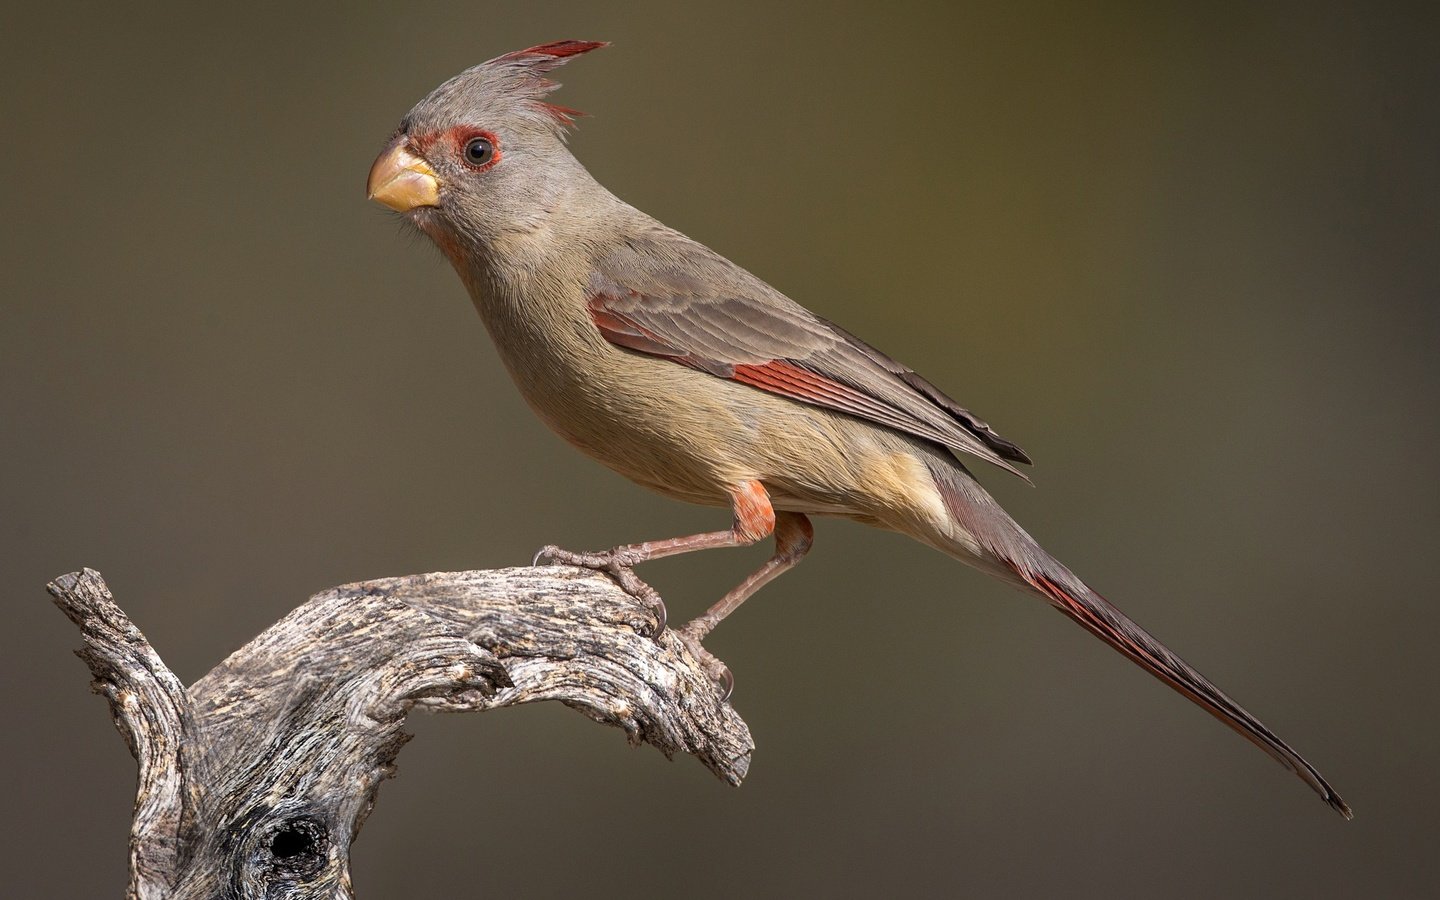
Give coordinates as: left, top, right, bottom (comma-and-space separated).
463, 136, 495, 167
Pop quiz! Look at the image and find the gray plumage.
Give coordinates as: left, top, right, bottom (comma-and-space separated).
367, 40, 1349, 818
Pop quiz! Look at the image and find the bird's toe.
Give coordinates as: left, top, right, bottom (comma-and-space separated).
533, 544, 667, 637
675, 623, 734, 701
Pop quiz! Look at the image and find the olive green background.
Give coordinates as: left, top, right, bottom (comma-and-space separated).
3, 2, 1436, 897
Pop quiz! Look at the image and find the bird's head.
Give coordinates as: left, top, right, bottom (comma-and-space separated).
367, 40, 607, 261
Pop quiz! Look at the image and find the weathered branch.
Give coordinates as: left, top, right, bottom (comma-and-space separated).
46, 567, 752, 899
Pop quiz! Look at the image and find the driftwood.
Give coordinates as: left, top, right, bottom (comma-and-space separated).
45, 567, 752, 899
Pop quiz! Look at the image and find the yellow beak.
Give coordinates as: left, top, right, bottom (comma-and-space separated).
367, 138, 440, 212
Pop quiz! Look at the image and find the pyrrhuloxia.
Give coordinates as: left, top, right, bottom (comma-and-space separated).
367, 40, 1348, 817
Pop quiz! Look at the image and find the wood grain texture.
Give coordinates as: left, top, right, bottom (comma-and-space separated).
46, 567, 752, 899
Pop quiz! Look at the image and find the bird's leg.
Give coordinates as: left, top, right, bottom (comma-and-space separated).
674, 511, 814, 697
677, 511, 814, 643
534, 480, 778, 641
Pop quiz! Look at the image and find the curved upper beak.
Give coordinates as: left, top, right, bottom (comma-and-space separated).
367, 137, 440, 212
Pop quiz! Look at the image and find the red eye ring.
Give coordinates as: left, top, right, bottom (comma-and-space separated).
455, 129, 501, 172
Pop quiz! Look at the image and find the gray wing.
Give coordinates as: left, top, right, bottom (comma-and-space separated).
587, 232, 1032, 478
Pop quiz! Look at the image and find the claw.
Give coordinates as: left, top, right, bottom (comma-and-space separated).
675, 621, 734, 700
717, 663, 735, 702
531, 543, 667, 638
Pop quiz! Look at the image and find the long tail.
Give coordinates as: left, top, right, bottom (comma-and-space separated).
926, 461, 1352, 819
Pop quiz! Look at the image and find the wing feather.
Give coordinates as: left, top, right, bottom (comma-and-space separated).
587, 234, 1032, 478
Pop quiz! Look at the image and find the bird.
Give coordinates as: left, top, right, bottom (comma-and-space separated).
366, 39, 1349, 818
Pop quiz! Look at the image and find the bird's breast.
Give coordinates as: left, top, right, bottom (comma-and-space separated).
462, 273, 961, 531
464, 277, 742, 506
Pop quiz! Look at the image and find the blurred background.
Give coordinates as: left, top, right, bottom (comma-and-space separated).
3, 1, 1437, 896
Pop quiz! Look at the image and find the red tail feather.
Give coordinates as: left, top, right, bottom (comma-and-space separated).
1007, 561, 1351, 818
